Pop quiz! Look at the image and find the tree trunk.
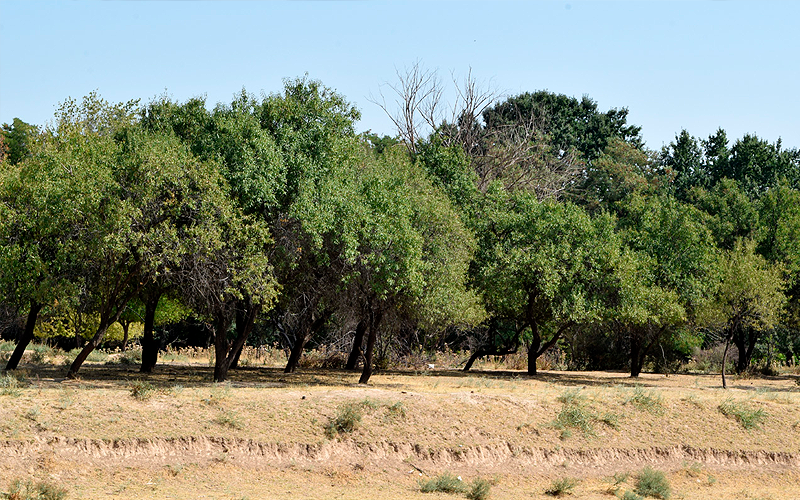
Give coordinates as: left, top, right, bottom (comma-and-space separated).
721, 334, 732, 389
630, 334, 642, 377
284, 310, 331, 373
5, 302, 42, 370
140, 293, 161, 373
527, 322, 541, 375
121, 322, 130, 352
734, 329, 747, 374
345, 319, 367, 370
359, 309, 383, 384
214, 303, 260, 382
213, 313, 233, 383
67, 316, 119, 378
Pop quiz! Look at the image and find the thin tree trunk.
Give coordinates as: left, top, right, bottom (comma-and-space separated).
214, 303, 260, 382
121, 322, 130, 352
284, 310, 331, 373
213, 313, 233, 383
722, 334, 731, 389
67, 317, 117, 378
345, 319, 367, 370
5, 302, 42, 370
140, 293, 161, 373
527, 322, 541, 375
630, 334, 642, 377
359, 309, 383, 384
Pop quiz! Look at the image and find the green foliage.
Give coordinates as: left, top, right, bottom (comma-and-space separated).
625, 386, 664, 415
545, 477, 579, 496
718, 398, 767, 430
3, 478, 67, 500
419, 472, 465, 494
129, 380, 156, 401
0, 373, 23, 396
324, 401, 366, 438
465, 478, 492, 500
634, 467, 671, 499
621, 491, 644, 500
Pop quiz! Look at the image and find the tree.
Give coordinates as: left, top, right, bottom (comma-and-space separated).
0, 118, 39, 165
473, 189, 620, 374
700, 240, 785, 386
617, 194, 719, 376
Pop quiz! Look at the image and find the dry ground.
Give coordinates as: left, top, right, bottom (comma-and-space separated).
2, 358, 799, 499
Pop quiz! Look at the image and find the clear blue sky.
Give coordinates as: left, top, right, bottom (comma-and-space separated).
1, 1, 798, 151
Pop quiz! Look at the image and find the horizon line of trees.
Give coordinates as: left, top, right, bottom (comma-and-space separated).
2, 69, 799, 387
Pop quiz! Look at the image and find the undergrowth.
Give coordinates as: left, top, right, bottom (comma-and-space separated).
3, 478, 67, 500
718, 398, 767, 430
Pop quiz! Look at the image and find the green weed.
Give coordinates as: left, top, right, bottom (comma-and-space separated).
635, 467, 671, 499
466, 478, 492, 500
0, 373, 23, 396
626, 386, 664, 415
419, 472, 465, 494
718, 398, 767, 430
545, 477, 579, 496
129, 380, 156, 401
3, 478, 67, 500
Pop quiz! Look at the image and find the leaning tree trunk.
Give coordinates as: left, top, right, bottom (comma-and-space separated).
359, 309, 383, 384
214, 303, 260, 383
345, 319, 367, 370
284, 310, 331, 373
67, 318, 116, 378
5, 302, 43, 370
140, 293, 161, 373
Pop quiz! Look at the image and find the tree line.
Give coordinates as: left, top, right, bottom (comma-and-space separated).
1, 72, 798, 386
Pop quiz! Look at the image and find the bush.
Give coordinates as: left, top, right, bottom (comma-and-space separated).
324, 402, 365, 438
4, 478, 67, 500
718, 398, 767, 430
0, 373, 23, 396
625, 386, 664, 414
419, 472, 465, 494
545, 477, 578, 496
466, 478, 492, 500
635, 467, 671, 499
129, 380, 156, 401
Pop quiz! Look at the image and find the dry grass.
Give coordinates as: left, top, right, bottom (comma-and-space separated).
1, 361, 799, 499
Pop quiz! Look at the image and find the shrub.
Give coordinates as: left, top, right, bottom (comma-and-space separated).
129, 380, 156, 401
545, 477, 578, 496
635, 467, 671, 499
419, 472, 465, 494
4, 478, 68, 500
324, 402, 364, 438
626, 386, 664, 414
553, 390, 596, 438
466, 478, 492, 500
0, 373, 23, 396
718, 398, 767, 430
622, 491, 644, 500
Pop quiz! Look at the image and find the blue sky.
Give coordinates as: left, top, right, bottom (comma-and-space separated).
1, 1, 798, 151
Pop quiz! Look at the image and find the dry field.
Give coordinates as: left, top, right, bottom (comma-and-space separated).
1, 356, 799, 499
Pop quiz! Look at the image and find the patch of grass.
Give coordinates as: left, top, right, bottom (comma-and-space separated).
129, 379, 156, 401
718, 398, 767, 430
552, 390, 596, 438
214, 412, 244, 430
466, 478, 492, 500
385, 401, 407, 420
625, 386, 664, 415
4, 478, 68, 500
419, 472, 465, 494
622, 491, 644, 500
634, 467, 671, 499
545, 477, 579, 496
0, 373, 23, 396
85, 350, 109, 362
118, 349, 142, 365
324, 401, 366, 438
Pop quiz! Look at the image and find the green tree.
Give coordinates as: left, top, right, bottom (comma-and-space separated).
700, 240, 785, 386
473, 190, 620, 374
0, 118, 39, 165
617, 194, 719, 376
